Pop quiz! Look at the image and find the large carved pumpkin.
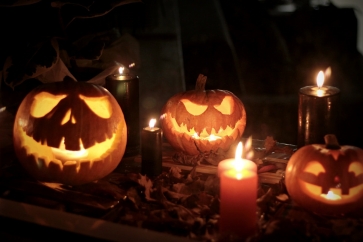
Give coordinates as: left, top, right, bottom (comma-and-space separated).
285, 134, 363, 216
13, 79, 127, 185
161, 74, 246, 155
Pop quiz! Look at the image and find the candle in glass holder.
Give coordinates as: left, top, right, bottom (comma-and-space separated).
298, 70, 340, 147
141, 119, 162, 177
105, 65, 140, 156
219, 142, 257, 239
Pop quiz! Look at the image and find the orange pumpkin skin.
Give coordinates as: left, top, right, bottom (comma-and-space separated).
160, 75, 246, 155
13, 80, 127, 185
285, 138, 363, 216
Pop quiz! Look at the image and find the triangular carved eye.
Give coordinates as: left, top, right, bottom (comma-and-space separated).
349, 162, 363, 177
79, 94, 112, 118
181, 99, 207, 115
214, 96, 234, 115
304, 161, 326, 176
30, 92, 67, 118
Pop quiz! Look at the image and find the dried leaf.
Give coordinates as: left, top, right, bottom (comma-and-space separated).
3, 38, 59, 88
172, 152, 203, 166
138, 174, 155, 201
169, 166, 183, 179
264, 136, 277, 154
37, 58, 77, 83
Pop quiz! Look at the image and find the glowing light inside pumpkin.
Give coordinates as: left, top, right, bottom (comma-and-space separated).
192, 132, 222, 141
30, 92, 66, 118
51, 138, 88, 160
79, 95, 112, 119
17, 123, 119, 167
213, 96, 234, 115
299, 160, 363, 204
321, 190, 341, 201
181, 99, 208, 115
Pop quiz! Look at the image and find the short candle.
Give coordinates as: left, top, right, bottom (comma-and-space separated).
297, 70, 340, 147
141, 118, 162, 177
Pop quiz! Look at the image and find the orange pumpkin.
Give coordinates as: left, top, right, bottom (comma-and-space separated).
285, 134, 363, 216
13, 79, 127, 185
160, 74, 246, 155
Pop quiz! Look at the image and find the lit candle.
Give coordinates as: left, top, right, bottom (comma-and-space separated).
297, 69, 340, 147
105, 65, 140, 156
219, 143, 257, 239
217, 141, 257, 177
141, 118, 162, 177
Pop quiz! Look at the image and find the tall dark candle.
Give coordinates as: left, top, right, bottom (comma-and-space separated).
141, 119, 162, 177
105, 67, 139, 156
298, 71, 340, 147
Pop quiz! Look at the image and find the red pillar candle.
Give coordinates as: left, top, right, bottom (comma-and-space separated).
141, 119, 162, 177
219, 142, 257, 239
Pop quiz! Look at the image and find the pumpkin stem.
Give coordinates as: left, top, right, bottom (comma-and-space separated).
324, 134, 340, 150
195, 74, 207, 92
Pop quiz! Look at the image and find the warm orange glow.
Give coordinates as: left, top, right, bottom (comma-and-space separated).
349, 162, 363, 176
30, 92, 66, 118
181, 99, 208, 115
321, 190, 341, 201
149, 118, 156, 128
16, 121, 120, 171
192, 132, 222, 141
304, 161, 326, 176
79, 95, 112, 118
213, 96, 234, 115
316, 71, 325, 88
52, 138, 88, 161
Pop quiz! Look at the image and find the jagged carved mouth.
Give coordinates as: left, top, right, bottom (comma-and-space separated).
299, 181, 363, 205
168, 114, 243, 141
17, 124, 118, 171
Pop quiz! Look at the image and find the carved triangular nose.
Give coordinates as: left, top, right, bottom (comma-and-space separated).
61, 109, 76, 125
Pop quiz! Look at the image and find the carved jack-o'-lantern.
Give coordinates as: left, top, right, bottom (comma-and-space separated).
161, 74, 246, 155
285, 134, 363, 216
13, 79, 127, 185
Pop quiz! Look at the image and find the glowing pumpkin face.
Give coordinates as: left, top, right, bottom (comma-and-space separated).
161, 74, 246, 155
13, 80, 127, 185
285, 135, 363, 216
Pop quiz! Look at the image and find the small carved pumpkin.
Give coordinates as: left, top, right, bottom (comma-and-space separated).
285, 134, 363, 216
160, 74, 246, 155
13, 79, 127, 185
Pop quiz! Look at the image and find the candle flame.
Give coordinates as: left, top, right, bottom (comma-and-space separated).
129, 63, 135, 68
149, 118, 156, 128
316, 71, 324, 88
118, 66, 125, 75
321, 190, 341, 201
234, 142, 243, 172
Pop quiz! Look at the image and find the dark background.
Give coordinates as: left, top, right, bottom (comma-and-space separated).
1, 0, 362, 148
